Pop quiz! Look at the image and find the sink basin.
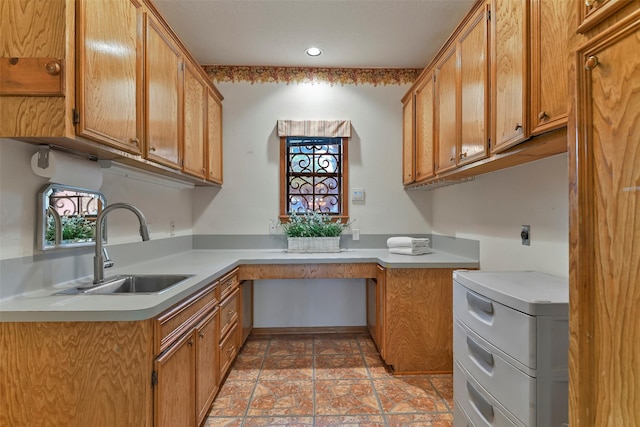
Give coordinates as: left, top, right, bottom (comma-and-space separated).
53, 274, 194, 295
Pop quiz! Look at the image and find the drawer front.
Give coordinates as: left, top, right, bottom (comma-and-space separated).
156, 281, 218, 353
219, 321, 238, 379
454, 321, 535, 426
219, 268, 239, 301
454, 399, 477, 427
454, 361, 523, 427
220, 288, 239, 339
453, 282, 537, 369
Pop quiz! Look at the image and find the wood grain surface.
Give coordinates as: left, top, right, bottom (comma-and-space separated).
238, 263, 379, 280
0, 321, 154, 427
206, 88, 224, 183
183, 62, 206, 178
415, 72, 435, 181
435, 47, 458, 174
402, 93, 415, 184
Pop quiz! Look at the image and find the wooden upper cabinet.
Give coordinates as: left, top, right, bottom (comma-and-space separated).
491, 0, 528, 153
530, 0, 572, 136
414, 72, 435, 182
206, 87, 224, 184
75, 0, 143, 154
402, 92, 415, 185
435, 46, 458, 174
145, 13, 182, 169
183, 61, 206, 179
577, 0, 633, 33
458, 3, 490, 165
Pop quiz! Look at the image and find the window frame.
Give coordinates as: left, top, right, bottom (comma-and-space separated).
279, 136, 349, 222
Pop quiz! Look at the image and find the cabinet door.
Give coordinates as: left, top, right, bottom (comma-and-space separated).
459, 4, 490, 165
366, 277, 378, 345
155, 331, 195, 427
435, 47, 458, 174
491, 0, 528, 153
402, 93, 415, 185
206, 87, 224, 184
572, 16, 640, 427
414, 72, 435, 181
76, 0, 143, 154
183, 61, 206, 178
196, 309, 219, 425
530, 0, 572, 135
577, 0, 632, 33
145, 14, 182, 168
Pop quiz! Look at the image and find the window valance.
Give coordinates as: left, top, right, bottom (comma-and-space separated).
276, 120, 351, 138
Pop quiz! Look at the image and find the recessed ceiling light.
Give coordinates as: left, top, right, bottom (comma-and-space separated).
305, 47, 323, 57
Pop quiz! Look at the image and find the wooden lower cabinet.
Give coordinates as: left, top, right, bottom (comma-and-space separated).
379, 268, 457, 374
195, 309, 220, 424
218, 272, 241, 380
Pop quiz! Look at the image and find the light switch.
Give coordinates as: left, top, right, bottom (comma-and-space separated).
352, 188, 365, 202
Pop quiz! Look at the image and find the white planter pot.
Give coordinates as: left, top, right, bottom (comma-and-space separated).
287, 236, 341, 253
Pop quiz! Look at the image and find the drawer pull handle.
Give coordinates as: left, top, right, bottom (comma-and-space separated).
467, 336, 494, 367
467, 381, 494, 423
466, 291, 494, 314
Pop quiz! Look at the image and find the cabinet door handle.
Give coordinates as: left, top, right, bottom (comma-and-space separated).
449, 156, 455, 163
188, 339, 194, 347
459, 152, 467, 159
514, 123, 523, 131
199, 332, 205, 339
149, 146, 157, 152
538, 111, 547, 121
130, 137, 139, 146
467, 336, 494, 367
466, 291, 494, 314
467, 381, 494, 422
585, 55, 599, 70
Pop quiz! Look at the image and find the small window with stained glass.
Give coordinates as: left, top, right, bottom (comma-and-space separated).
280, 136, 348, 220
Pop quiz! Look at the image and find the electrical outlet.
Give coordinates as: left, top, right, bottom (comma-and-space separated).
269, 220, 278, 234
352, 228, 360, 241
170, 220, 175, 237
521, 225, 530, 246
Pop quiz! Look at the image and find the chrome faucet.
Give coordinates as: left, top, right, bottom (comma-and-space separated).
94, 203, 150, 283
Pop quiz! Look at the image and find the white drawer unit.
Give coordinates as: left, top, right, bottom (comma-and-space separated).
452, 271, 568, 427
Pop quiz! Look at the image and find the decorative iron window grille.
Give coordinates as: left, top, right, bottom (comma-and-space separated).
286, 137, 343, 215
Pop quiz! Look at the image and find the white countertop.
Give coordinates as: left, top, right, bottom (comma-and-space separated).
0, 248, 478, 322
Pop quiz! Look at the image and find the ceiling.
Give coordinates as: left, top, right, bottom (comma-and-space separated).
152, 0, 476, 69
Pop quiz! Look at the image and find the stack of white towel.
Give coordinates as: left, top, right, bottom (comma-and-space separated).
387, 236, 431, 256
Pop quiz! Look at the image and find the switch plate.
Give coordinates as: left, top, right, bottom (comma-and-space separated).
352, 188, 365, 202
352, 228, 360, 241
521, 225, 530, 246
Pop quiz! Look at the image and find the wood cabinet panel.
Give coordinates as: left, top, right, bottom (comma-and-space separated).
530, 0, 573, 135
219, 321, 239, 379
459, 4, 490, 165
435, 47, 458, 173
145, 14, 182, 168
414, 73, 435, 181
206, 87, 224, 184
238, 263, 379, 280
75, 0, 143, 154
240, 280, 254, 346
571, 12, 640, 426
220, 288, 239, 339
196, 308, 219, 425
183, 61, 206, 178
0, 321, 154, 427
577, 0, 633, 33
491, 0, 528, 153
155, 331, 196, 427
402, 93, 415, 184
384, 268, 457, 374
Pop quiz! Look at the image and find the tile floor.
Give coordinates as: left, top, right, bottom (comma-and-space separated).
204, 333, 454, 426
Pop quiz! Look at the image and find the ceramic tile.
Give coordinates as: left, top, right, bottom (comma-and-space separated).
242, 416, 315, 426
207, 380, 254, 416
261, 355, 314, 380
314, 334, 360, 354
363, 353, 393, 379
356, 335, 380, 355
428, 375, 454, 410
247, 380, 314, 416
268, 335, 314, 356
241, 336, 272, 356
225, 354, 264, 381
315, 415, 387, 426
315, 354, 369, 380
203, 416, 243, 426
385, 412, 454, 426
374, 376, 450, 414
315, 379, 382, 415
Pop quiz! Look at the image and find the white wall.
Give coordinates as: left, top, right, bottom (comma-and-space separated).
0, 138, 194, 260
193, 81, 433, 235
431, 153, 569, 278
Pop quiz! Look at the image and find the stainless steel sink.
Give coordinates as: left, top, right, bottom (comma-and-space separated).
53, 274, 194, 295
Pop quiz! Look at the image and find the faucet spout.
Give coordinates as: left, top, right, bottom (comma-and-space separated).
94, 203, 150, 284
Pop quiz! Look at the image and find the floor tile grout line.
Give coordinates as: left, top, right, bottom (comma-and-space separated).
425, 374, 454, 413
356, 337, 390, 427
239, 336, 271, 426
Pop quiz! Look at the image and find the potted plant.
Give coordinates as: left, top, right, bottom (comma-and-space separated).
279, 211, 350, 253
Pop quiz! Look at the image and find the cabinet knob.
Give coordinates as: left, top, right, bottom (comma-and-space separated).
188, 339, 194, 347
585, 0, 599, 7
45, 61, 61, 76
538, 111, 547, 121
459, 152, 467, 159
449, 156, 455, 163
199, 332, 205, 338
585, 55, 599, 70
514, 124, 523, 132
149, 146, 156, 152
130, 137, 139, 146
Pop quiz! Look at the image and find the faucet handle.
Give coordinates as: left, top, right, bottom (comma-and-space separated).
102, 248, 114, 269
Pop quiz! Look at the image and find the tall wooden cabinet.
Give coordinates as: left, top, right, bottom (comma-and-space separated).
570, 5, 640, 426
402, 92, 415, 185
75, 0, 143, 155
414, 72, 435, 181
206, 87, 224, 184
183, 61, 207, 179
